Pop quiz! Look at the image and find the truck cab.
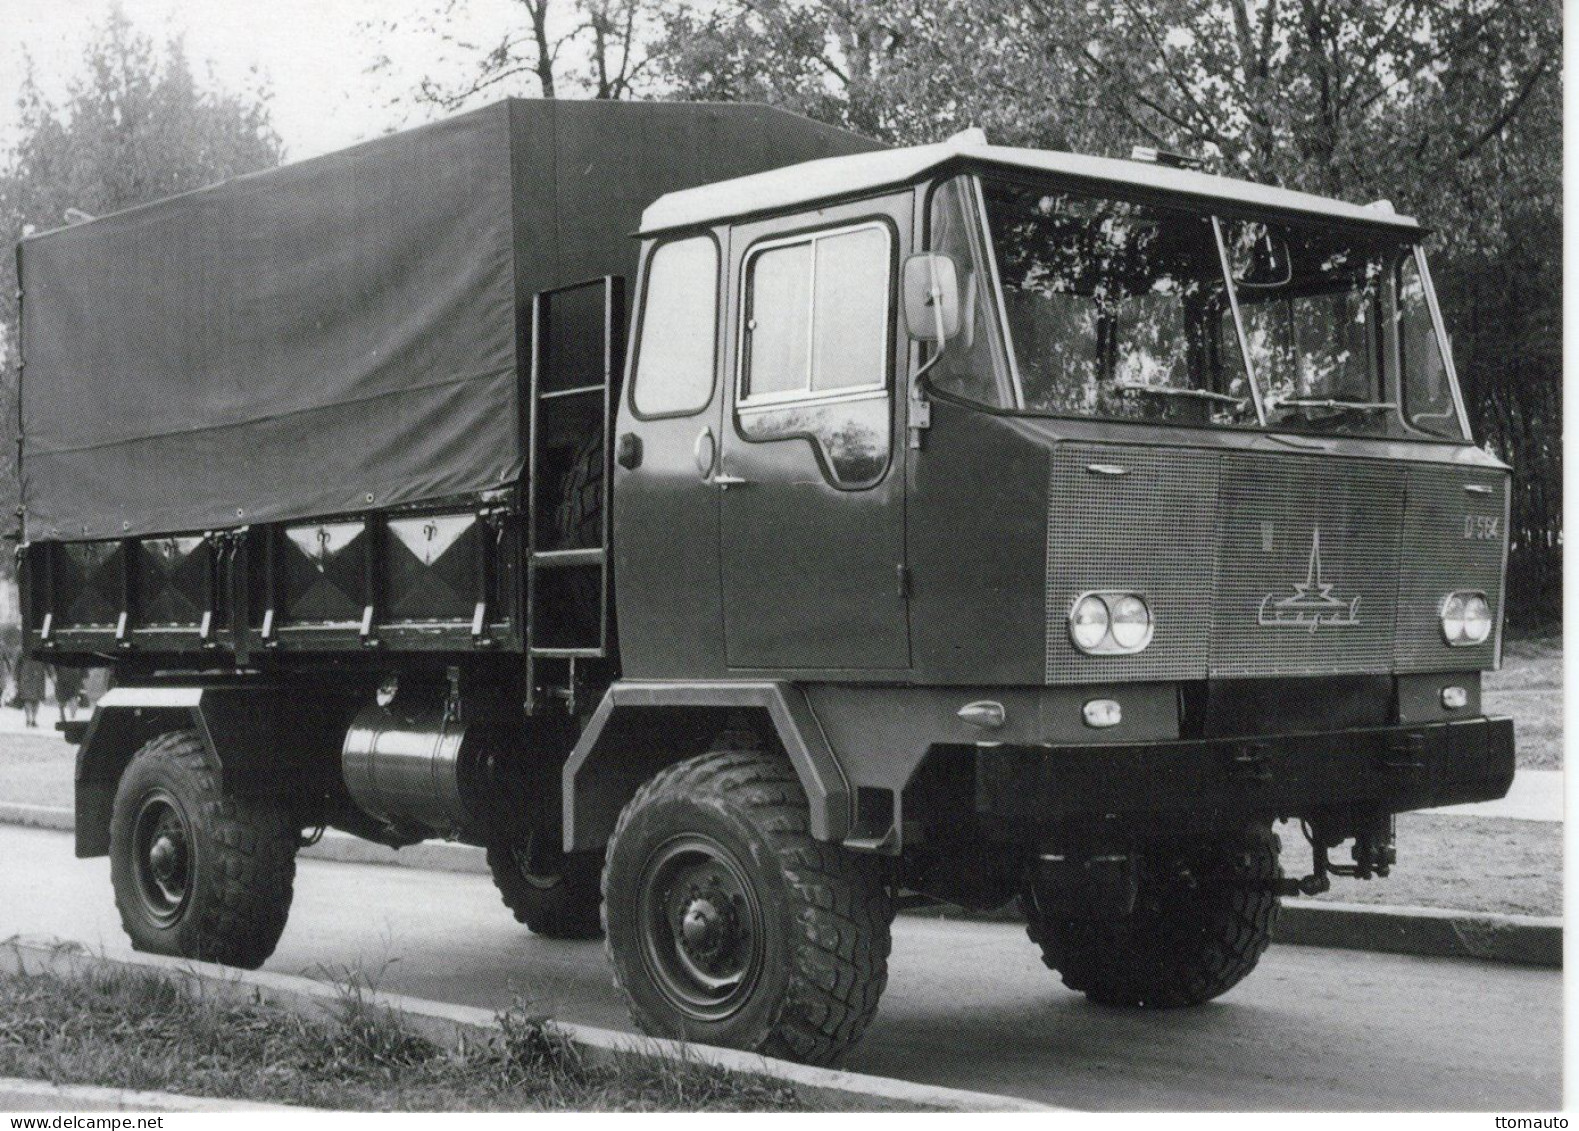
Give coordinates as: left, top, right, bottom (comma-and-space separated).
608, 131, 1509, 844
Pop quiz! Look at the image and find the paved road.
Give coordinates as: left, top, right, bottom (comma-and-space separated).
1, 823, 1558, 1111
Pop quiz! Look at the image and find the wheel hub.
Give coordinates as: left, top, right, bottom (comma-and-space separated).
637, 835, 765, 1022
149, 834, 182, 883
131, 792, 191, 926
678, 888, 739, 966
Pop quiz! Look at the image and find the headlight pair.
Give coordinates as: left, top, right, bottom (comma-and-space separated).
1440, 591, 1493, 646
1069, 592, 1153, 654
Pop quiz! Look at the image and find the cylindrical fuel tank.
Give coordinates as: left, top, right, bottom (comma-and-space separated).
341, 704, 481, 839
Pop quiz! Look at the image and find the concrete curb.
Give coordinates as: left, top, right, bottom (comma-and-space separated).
1276, 900, 1562, 967
5, 803, 1559, 968
0, 940, 1056, 1113
0, 1075, 304, 1113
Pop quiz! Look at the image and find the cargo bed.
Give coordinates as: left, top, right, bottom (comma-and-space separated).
16, 99, 879, 665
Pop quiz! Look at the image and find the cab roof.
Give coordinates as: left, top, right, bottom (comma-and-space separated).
638, 133, 1421, 235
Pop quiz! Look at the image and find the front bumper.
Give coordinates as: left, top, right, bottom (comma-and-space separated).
974, 716, 1514, 830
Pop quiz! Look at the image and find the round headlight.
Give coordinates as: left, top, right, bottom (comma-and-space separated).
1440, 592, 1467, 643
1462, 593, 1492, 644
1071, 594, 1110, 651
1109, 594, 1151, 650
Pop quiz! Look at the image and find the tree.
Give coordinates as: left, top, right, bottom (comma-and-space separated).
367, 0, 655, 111
0, 5, 282, 525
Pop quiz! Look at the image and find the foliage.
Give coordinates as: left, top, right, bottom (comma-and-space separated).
366, 0, 656, 110
0, 963, 806, 1110
0, 6, 282, 522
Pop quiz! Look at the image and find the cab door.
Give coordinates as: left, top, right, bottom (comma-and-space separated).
716, 199, 910, 670
612, 233, 728, 678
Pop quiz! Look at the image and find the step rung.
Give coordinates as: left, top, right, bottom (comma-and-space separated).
531, 547, 605, 568
538, 384, 605, 401
530, 646, 606, 659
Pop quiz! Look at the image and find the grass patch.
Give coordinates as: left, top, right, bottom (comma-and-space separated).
1295, 812, 1560, 918
1485, 636, 1563, 769
0, 964, 805, 1112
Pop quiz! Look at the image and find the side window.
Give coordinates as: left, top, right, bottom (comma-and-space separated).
631, 237, 718, 417
738, 224, 893, 487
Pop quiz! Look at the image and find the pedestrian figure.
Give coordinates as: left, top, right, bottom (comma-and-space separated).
14, 655, 46, 728
53, 665, 84, 724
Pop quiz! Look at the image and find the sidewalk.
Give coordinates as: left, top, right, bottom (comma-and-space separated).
1423, 769, 1563, 822
0, 705, 80, 738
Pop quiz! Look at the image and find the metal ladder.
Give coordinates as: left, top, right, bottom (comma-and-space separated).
524, 276, 622, 714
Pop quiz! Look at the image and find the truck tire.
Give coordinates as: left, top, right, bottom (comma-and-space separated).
602, 748, 891, 1065
553, 432, 603, 550
1023, 828, 1280, 1008
108, 730, 298, 970
485, 844, 603, 939
547, 434, 605, 646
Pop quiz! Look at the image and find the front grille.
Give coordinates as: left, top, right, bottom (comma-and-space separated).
1045, 444, 1217, 683
1210, 454, 1403, 678
1044, 445, 1493, 684
1393, 466, 1507, 671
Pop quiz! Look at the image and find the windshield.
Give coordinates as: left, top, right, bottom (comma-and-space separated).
928, 173, 1466, 441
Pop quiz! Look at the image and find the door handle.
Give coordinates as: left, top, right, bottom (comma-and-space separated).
709, 474, 748, 488
616, 432, 642, 470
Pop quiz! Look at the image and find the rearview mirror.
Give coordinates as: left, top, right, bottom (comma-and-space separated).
1229, 222, 1293, 289
903, 253, 962, 342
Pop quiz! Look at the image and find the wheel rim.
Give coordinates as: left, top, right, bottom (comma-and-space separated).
131, 790, 191, 927
509, 846, 561, 891
636, 834, 765, 1022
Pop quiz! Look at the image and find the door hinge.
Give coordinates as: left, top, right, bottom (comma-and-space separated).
896, 563, 912, 600
908, 399, 931, 449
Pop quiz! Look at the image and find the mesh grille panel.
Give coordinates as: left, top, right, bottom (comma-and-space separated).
1045, 444, 1217, 682
1210, 454, 1403, 677
1393, 467, 1507, 672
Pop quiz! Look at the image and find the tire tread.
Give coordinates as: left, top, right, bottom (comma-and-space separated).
1024, 828, 1281, 1008
604, 748, 891, 1064
110, 730, 297, 970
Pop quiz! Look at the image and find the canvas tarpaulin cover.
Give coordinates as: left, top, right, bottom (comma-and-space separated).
19, 98, 879, 543
20, 104, 518, 541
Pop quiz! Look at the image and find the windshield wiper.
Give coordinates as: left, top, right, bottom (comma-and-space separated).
1270, 398, 1397, 413
1115, 382, 1248, 408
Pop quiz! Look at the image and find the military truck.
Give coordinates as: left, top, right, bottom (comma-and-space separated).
14, 98, 1514, 1065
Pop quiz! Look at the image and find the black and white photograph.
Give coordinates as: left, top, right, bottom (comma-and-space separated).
0, 0, 1563, 1117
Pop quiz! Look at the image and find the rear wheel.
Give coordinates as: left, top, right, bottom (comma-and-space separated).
109, 730, 298, 969
486, 841, 603, 939
1024, 827, 1280, 1008
603, 748, 891, 1064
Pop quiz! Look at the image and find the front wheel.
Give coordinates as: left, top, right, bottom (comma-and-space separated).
109, 730, 298, 969
602, 749, 892, 1065
1024, 827, 1281, 1008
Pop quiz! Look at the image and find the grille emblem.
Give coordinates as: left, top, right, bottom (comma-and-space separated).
1258, 527, 1360, 633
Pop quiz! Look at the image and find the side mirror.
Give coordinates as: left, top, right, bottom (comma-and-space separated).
903, 253, 962, 342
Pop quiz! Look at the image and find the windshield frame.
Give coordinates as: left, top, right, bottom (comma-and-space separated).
936, 167, 1472, 445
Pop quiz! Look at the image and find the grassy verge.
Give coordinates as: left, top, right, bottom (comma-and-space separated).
1485, 635, 1562, 770
1298, 812, 1560, 918
0, 965, 805, 1112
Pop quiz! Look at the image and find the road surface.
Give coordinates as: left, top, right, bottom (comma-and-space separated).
0, 823, 1558, 1111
